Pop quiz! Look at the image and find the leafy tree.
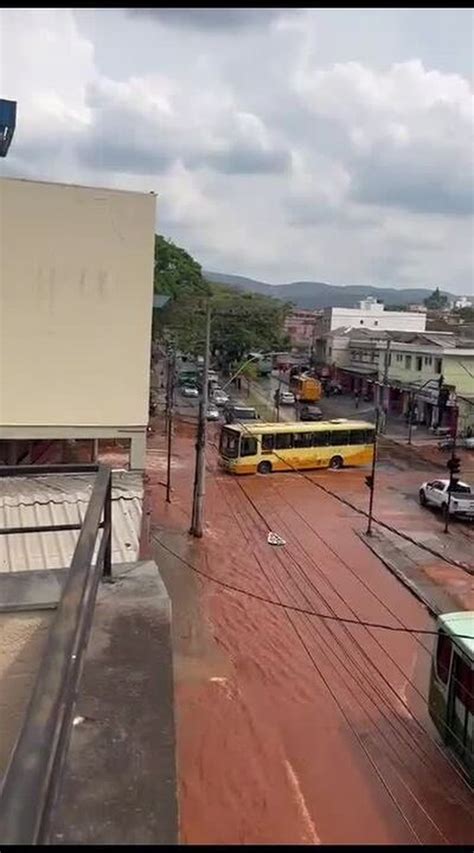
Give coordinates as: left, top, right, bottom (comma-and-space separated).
153, 234, 291, 363
424, 287, 448, 310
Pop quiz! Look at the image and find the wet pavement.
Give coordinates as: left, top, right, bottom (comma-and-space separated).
143, 414, 473, 845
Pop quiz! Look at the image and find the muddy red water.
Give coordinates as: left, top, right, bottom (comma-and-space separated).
143, 421, 473, 845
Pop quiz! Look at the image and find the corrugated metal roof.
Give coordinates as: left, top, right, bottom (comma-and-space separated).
0, 472, 143, 573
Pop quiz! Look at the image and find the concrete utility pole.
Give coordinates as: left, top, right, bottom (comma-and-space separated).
444, 400, 459, 535
165, 348, 175, 504
379, 337, 391, 433
190, 302, 212, 537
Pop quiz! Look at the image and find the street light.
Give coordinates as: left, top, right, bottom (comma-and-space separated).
221, 353, 262, 391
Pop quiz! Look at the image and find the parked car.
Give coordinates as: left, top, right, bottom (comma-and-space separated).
419, 479, 474, 518
212, 388, 230, 406
325, 381, 343, 396
300, 405, 323, 422
438, 436, 474, 451
224, 405, 259, 424
206, 403, 220, 421
278, 390, 296, 405
181, 385, 199, 398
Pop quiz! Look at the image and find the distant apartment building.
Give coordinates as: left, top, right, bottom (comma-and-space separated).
321, 297, 427, 334
0, 177, 156, 469
284, 308, 323, 350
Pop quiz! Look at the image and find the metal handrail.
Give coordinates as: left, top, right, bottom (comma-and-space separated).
0, 464, 113, 844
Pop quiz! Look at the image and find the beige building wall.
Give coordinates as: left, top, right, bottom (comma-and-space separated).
0, 178, 156, 465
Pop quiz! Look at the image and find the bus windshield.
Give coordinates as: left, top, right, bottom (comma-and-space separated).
220, 427, 240, 458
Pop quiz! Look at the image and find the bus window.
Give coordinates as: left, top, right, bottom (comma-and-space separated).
294, 432, 313, 448
262, 434, 274, 452
330, 430, 349, 446
241, 436, 258, 457
275, 433, 293, 450
313, 431, 329, 447
436, 632, 452, 684
349, 429, 367, 445
220, 428, 239, 458
453, 653, 473, 713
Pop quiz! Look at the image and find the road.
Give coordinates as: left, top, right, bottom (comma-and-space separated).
145, 406, 473, 845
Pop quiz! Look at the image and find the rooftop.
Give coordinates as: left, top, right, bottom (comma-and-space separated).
0, 471, 143, 573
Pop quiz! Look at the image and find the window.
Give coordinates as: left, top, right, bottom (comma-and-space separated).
359, 319, 364, 325
436, 632, 452, 685
312, 431, 330, 447
294, 432, 314, 448
374, 320, 379, 326
416, 356, 422, 371
330, 430, 349, 446
261, 434, 274, 452
349, 429, 371, 445
275, 432, 293, 450
424, 356, 432, 366
241, 436, 257, 457
453, 652, 473, 713
435, 358, 442, 374
396, 354, 403, 363
220, 428, 239, 458
388, 353, 392, 366
405, 355, 412, 369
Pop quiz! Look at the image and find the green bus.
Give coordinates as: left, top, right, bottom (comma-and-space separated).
428, 611, 473, 782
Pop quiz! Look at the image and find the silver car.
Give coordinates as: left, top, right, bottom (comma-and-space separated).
206, 403, 220, 421
212, 388, 230, 406
181, 385, 199, 398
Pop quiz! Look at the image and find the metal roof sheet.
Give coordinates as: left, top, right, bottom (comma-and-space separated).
0, 472, 143, 573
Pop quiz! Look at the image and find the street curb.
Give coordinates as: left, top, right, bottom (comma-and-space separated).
357, 530, 440, 618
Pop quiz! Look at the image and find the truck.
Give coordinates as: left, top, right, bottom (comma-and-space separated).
289, 372, 322, 404
419, 479, 474, 518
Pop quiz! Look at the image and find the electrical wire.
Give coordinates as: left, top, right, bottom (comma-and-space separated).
151, 535, 473, 640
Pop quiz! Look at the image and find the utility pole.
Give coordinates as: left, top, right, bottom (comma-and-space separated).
407, 390, 415, 446
274, 372, 282, 422
379, 337, 391, 434
444, 400, 459, 535
365, 407, 380, 536
190, 301, 211, 537
165, 348, 175, 503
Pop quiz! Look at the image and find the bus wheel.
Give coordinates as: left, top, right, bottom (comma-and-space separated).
329, 455, 343, 470
258, 461, 272, 474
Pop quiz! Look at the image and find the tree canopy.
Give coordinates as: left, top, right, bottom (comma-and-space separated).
153, 235, 291, 367
424, 287, 448, 310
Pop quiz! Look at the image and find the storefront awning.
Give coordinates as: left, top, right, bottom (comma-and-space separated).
340, 366, 378, 376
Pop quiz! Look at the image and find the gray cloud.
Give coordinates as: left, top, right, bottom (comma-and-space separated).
129, 8, 290, 30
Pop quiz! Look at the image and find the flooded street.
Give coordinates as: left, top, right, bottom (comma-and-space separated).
145, 422, 473, 845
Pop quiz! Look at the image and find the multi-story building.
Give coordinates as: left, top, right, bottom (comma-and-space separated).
284, 308, 323, 351
0, 177, 156, 469
321, 298, 427, 335
326, 329, 474, 431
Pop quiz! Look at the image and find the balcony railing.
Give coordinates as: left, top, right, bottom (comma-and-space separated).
0, 463, 113, 844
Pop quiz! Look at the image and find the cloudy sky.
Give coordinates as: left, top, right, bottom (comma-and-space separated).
1, 7, 473, 293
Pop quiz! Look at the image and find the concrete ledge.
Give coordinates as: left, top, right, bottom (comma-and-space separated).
0, 569, 67, 613
51, 560, 178, 845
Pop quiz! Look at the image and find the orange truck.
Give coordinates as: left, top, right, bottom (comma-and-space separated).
290, 372, 322, 403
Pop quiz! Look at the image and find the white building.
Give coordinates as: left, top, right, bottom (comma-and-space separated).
0, 177, 156, 469
322, 298, 427, 334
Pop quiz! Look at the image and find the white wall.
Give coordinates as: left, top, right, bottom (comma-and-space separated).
323, 306, 426, 333
0, 178, 156, 431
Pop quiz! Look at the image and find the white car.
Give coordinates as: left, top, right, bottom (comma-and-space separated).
419, 479, 474, 518
278, 390, 296, 405
212, 388, 230, 406
181, 385, 199, 398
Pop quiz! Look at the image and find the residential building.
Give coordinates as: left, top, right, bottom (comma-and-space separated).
321, 298, 427, 334
326, 329, 474, 431
284, 308, 323, 350
0, 177, 156, 469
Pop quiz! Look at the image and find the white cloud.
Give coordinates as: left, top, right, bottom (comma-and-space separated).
1, 7, 473, 294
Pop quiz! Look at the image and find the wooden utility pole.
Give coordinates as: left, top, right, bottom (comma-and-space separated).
190, 302, 212, 537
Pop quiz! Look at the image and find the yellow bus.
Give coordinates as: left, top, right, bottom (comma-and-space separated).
219, 419, 375, 475
428, 612, 473, 782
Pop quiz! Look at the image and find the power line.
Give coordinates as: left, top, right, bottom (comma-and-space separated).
151, 535, 473, 639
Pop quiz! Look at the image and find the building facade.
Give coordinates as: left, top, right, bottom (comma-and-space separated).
284, 308, 323, 350
0, 178, 156, 468
327, 330, 474, 432
321, 298, 427, 334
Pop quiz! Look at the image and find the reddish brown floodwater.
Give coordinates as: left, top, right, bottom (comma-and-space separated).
144, 423, 473, 845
